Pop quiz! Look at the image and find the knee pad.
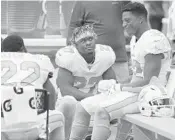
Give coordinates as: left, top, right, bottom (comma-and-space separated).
95, 107, 110, 122
92, 124, 111, 140
61, 96, 77, 106
57, 96, 77, 114
70, 121, 90, 140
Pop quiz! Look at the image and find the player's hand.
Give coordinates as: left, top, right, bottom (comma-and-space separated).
108, 83, 121, 95
98, 79, 121, 94
122, 86, 142, 93
98, 79, 116, 93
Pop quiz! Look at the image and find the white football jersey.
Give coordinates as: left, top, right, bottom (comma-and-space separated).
167, 1, 175, 41
55, 44, 116, 94
1, 52, 54, 89
1, 86, 37, 126
133, 29, 171, 86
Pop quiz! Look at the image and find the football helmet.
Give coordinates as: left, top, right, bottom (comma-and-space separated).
138, 84, 175, 117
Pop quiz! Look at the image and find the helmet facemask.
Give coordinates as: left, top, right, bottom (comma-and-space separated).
139, 85, 175, 117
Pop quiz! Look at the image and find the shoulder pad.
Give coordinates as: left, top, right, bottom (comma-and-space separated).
55, 46, 75, 71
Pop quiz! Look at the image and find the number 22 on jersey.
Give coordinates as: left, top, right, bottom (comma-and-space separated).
74, 76, 102, 89
1, 60, 40, 86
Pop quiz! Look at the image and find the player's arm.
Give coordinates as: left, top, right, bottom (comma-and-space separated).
43, 76, 56, 110
102, 67, 116, 80
57, 67, 93, 101
121, 53, 162, 91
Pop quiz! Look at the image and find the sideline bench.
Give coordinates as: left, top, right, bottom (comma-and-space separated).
123, 65, 175, 140
124, 114, 175, 140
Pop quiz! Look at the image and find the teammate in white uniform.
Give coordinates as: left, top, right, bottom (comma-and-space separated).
67, 2, 172, 140
167, 1, 175, 50
55, 24, 116, 140
1, 35, 76, 140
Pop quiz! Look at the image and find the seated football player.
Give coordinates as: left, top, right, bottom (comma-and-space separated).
55, 24, 116, 139
1, 35, 77, 140
68, 2, 172, 140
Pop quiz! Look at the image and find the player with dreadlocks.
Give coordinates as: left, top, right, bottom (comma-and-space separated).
55, 24, 116, 140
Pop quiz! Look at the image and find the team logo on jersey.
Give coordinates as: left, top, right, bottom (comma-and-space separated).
3, 99, 12, 112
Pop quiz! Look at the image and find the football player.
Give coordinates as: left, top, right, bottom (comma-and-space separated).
67, 2, 172, 140
90, 2, 172, 140
1, 35, 77, 140
56, 24, 116, 100
55, 24, 116, 140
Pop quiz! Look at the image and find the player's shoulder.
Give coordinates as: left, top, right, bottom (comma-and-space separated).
96, 44, 113, 52
1, 52, 52, 68
137, 29, 171, 57
1, 52, 50, 60
29, 54, 54, 71
55, 45, 76, 69
96, 44, 116, 59
30, 53, 51, 62
144, 29, 168, 41
1, 52, 31, 60
95, 44, 116, 65
55, 46, 75, 63
56, 45, 76, 56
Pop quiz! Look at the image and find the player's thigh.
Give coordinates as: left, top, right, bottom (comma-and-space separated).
100, 92, 138, 120
81, 94, 107, 115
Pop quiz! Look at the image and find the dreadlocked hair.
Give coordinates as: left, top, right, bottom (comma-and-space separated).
70, 24, 97, 45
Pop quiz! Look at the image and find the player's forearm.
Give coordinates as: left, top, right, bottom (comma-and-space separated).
60, 86, 93, 101
121, 78, 149, 88
122, 86, 143, 93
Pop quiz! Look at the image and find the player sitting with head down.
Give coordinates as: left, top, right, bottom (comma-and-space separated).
68, 2, 172, 140
55, 24, 116, 139
1, 35, 76, 140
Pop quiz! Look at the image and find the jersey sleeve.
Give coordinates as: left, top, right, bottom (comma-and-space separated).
55, 46, 74, 71
142, 31, 171, 57
167, 1, 175, 41
108, 45, 116, 66
41, 55, 55, 73
98, 44, 116, 66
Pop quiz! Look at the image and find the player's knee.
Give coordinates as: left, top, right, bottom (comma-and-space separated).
95, 107, 110, 121
73, 103, 91, 126
63, 96, 77, 107
76, 102, 89, 115
58, 96, 77, 117
75, 103, 91, 121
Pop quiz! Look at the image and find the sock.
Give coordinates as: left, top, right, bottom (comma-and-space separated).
91, 107, 111, 140
91, 124, 111, 140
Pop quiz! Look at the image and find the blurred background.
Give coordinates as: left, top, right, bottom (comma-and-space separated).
1, 0, 174, 67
